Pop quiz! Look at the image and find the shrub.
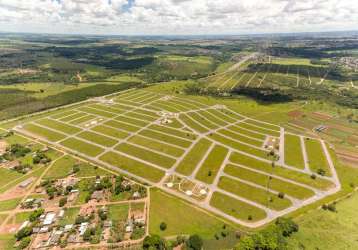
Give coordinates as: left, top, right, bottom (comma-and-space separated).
159, 222, 167, 231
186, 234, 203, 250
278, 192, 285, 199
59, 197, 67, 207
18, 236, 31, 249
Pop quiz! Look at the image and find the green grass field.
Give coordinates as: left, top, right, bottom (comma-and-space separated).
128, 135, 184, 157
304, 138, 331, 176
108, 204, 129, 222
210, 192, 267, 222
23, 123, 66, 142
36, 118, 81, 134
284, 134, 305, 169
58, 207, 80, 226
175, 138, 212, 175
218, 176, 292, 211
149, 188, 233, 239
77, 131, 117, 147
44, 155, 77, 179
224, 164, 315, 200
99, 151, 165, 182
195, 145, 228, 184
60, 138, 104, 157
0, 198, 21, 212
229, 152, 333, 190
288, 192, 358, 249
115, 143, 176, 169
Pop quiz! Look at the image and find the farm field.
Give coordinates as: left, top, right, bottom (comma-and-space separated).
1, 88, 340, 228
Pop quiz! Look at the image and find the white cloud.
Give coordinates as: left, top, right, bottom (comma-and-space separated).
0, 0, 357, 35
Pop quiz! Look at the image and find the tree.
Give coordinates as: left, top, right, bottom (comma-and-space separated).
187, 234, 203, 250
18, 236, 31, 249
143, 235, 167, 249
59, 197, 67, 207
29, 208, 44, 222
159, 222, 167, 231
15, 227, 32, 240
275, 217, 299, 237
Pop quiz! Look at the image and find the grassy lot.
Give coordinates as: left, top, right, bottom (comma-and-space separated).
288, 192, 358, 250
3, 133, 29, 145
229, 152, 333, 190
44, 155, 77, 179
196, 145, 229, 184
60, 138, 104, 157
210, 133, 268, 159
175, 138, 212, 175
245, 119, 280, 131
197, 110, 227, 126
228, 125, 267, 140
224, 164, 315, 200
23, 123, 66, 142
236, 122, 280, 137
187, 112, 219, 130
78, 106, 115, 118
210, 192, 267, 222
36, 118, 82, 134
149, 188, 233, 239
218, 129, 263, 147
75, 178, 93, 205
0, 198, 21, 212
77, 131, 117, 147
179, 114, 208, 133
108, 204, 129, 222
284, 134, 305, 169
128, 135, 184, 157
59, 112, 85, 122
218, 176, 292, 211
207, 109, 236, 123
139, 129, 192, 148
58, 207, 80, 226
51, 110, 78, 119
125, 111, 156, 122
148, 124, 196, 140
304, 138, 331, 176
99, 151, 165, 183
115, 143, 176, 169
115, 116, 148, 127
75, 164, 112, 178
13, 211, 32, 223
91, 125, 130, 139
69, 114, 96, 125
105, 120, 141, 132
0, 234, 16, 250
0, 168, 24, 188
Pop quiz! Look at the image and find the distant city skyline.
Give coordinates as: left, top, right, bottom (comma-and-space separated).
0, 0, 357, 35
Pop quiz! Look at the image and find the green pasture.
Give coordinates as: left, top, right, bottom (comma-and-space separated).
179, 114, 208, 133
284, 134, 305, 169
58, 207, 80, 226
91, 125, 130, 139
149, 188, 232, 239
36, 118, 81, 134
304, 138, 331, 176
0, 198, 22, 212
115, 143, 176, 169
210, 192, 267, 222
99, 151, 165, 183
128, 135, 184, 157
229, 152, 333, 190
44, 155, 77, 179
196, 145, 229, 184
175, 138, 212, 175
23, 123, 66, 142
77, 131, 118, 147
218, 129, 263, 147
139, 129, 192, 148
227, 125, 266, 140
60, 138, 104, 157
105, 119, 141, 132
224, 164, 315, 200
148, 124, 196, 140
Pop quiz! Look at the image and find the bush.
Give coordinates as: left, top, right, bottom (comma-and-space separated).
29, 208, 45, 222
327, 203, 336, 212
17, 236, 31, 249
143, 235, 167, 249
317, 168, 326, 176
159, 222, 167, 231
186, 234, 203, 250
59, 197, 67, 207
275, 217, 299, 237
278, 192, 285, 199
15, 227, 32, 240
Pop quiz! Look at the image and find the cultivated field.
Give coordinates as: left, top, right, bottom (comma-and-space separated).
8, 89, 341, 227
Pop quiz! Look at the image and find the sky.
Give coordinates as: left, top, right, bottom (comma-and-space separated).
0, 0, 357, 35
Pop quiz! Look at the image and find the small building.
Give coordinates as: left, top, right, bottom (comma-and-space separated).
64, 224, 73, 232
132, 191, 141, 199
79, 222, 88, 236
19, 178, 33, 188
125, 220, 134, 233
43, 212, 56, 226
103, 220, 112, 228
58, 210, 65, 218
39, 227, 49, 233
91, 190, 104, 201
